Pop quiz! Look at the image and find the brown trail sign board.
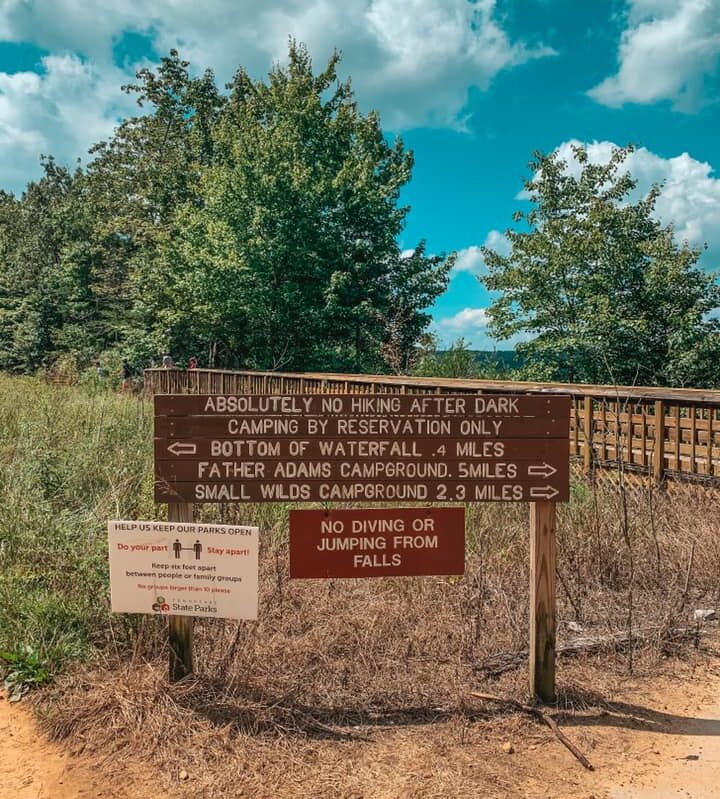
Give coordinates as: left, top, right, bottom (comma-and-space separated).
154, 393, 570, 504
152, 390, 570, 701
289, 507, 465, 578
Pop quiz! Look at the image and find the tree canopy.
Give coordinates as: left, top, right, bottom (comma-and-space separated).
0, 44, 452, 375
481, 144, 720, 386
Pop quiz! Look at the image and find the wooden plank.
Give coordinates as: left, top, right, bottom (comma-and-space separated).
653, 401, 665, 485
529, 501, 556, 703
188, 370, 720, 403
154, 437, 571, 461
640, 404, 647, 469
583, 396, 593, 473
157, 480, 570, 504
572, 398, 579, 456
674, 404, 682, 471
709, 409, 715, 477
156, 458, 571, 485
154, 416, 570, 439
144, 367, 720, 404
167, 502, 194, 682
155, 393, 570, 417
689, 405, 697, 473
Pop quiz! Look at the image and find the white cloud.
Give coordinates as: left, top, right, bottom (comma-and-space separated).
453, 229, 509, 276
589, 0, 720, 111
433, 306, 531, 349
359, 0, 554, 127
547, 139, 720, 265
0, 0, 555, 193
454, 246, 486, 275
0, 54, 136, 193
438, 306, 490, 333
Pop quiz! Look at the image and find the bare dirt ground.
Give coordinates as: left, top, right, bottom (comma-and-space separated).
0, 691, 165, 799
2, 656, 720, 799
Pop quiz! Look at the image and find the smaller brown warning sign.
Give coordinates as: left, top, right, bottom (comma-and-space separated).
289, 507, 465, 578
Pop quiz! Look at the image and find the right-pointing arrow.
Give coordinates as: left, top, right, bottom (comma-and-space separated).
167, 442, 197, 456
529, 485, 559, 500
527, 462, 558, 478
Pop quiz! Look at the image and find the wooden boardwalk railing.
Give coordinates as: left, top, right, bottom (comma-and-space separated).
145, 368, 720, 486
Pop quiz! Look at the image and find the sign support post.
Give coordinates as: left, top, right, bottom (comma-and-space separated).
529, 500, 556, 703
167, 501, 194, 682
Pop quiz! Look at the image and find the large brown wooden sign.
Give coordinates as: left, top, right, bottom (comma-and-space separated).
154, 394, 570, 503
289, 507, 465, 578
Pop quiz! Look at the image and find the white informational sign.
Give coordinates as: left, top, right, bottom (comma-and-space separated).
108, 520, 259, 620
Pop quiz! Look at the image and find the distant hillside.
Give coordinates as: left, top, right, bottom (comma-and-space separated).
470, 350, 522, 369
466, 350, 523, 371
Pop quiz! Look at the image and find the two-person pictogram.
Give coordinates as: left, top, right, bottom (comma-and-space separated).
173, 539, 203, 560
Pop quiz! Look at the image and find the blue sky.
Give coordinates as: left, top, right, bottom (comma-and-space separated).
1, 0, 719, 348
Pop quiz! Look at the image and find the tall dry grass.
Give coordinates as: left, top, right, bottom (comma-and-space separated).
37, 473, 720, 798
2, 375, 717, 795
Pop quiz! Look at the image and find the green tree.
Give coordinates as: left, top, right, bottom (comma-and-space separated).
414, 338, 480, 379
481, 144, 720, 386
151, 42, 451, 370
0, 44, 450, 375
376, 243, 454, 374
0, 160, 100, 372
85, 49, 226, 365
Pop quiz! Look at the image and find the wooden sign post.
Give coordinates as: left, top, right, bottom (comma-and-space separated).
529, 500, 556, 703
167, 502, 194, 682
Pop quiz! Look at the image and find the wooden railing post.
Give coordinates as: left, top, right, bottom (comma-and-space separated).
530, 501, 556, 703
583, 396, 593, 474
167, 502, 195, 681
653, 400, 665, 486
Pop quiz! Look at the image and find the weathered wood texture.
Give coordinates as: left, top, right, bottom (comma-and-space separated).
145, 369, 720, 486
529, 501, 556, 703
167, 502, 194, 681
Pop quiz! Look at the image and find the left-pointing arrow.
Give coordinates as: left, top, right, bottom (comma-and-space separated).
167, 442, 197, 456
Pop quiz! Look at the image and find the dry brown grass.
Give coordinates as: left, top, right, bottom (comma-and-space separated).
34, 473, 720, 798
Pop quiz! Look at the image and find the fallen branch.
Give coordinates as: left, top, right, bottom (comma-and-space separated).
469, 692, 594, 771
475, 625, 699, 678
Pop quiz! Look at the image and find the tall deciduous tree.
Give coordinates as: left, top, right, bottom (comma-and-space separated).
0, 44, 450, 374
84, 49, 226, 364
151, 42, 451, 371
0, 159, 100, 371
481, 144, 720, 386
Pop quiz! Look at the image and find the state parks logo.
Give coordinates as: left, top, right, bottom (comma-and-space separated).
152, 596, 170, 613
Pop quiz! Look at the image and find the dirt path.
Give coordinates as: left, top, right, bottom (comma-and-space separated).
2, 669, 720, 798
0, 693, 164, 799
518, 667, 720, 799
600, 687, 720, 799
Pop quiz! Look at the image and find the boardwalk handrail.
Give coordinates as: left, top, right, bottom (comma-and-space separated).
145, 368, 720, 486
